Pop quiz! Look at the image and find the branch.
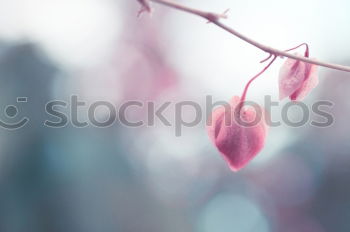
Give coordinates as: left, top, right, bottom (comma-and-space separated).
147, 0, 350, 73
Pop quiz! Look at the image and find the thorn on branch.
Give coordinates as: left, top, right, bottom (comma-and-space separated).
137, 0, 152, 17
206, 9, 229, 23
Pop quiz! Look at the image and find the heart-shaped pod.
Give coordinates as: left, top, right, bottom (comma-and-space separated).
279, 54, 319, 101
207, 96, 268, 171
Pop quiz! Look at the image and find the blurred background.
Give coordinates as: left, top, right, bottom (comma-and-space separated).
0, 0, 349, 231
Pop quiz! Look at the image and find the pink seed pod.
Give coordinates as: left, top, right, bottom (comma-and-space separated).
207, 96, 269, 171
279, 54, 319, 101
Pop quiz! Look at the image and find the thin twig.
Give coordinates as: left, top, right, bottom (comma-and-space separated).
147, 0, 350, 73
284, 43, 309, 57
260, 53, 272, 63
241, 56, 277, 103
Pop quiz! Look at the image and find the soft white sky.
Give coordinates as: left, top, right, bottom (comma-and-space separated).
0, 0, 121, 67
